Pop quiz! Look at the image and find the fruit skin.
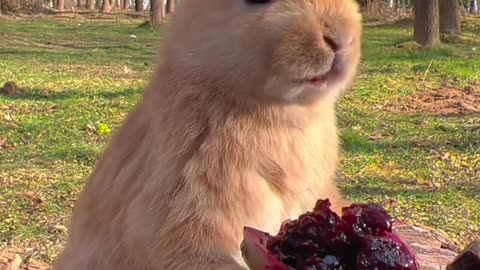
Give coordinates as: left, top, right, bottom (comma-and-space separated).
242, 199, 419, 270
355, 232, 419, 270
241, 227, 294, 270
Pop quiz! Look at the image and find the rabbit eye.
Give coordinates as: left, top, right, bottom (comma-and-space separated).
245, 0, 271, 4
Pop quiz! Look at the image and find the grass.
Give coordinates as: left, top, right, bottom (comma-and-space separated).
0, 13, 479, 264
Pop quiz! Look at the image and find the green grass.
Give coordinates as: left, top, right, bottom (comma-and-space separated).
0, 14, 479, 264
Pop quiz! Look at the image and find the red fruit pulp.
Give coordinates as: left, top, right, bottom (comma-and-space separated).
356, 232, 418, 270
241, 198, 419, 270
341, 203, 394, 244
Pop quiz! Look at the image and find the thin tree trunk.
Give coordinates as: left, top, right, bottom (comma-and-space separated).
472, 0, 478, 13
102, 0, 112, 12
122, 0, 129, 9
439, 0, 461, 36
77, 0, 82, 8
166, 0, 175, 14
388, 0, 394, 8
86, 0, 95, 10
113, 0, 120, 9
150, 0, 165, 29
56, 0, 64, 11
414, 0, 440, 48
135, 0, 143, 11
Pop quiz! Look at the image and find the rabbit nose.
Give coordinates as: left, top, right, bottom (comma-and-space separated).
323, 34, 353, 53
323, 36, 341, 52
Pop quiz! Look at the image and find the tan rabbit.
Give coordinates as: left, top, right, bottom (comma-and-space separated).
52, 0, 362, 269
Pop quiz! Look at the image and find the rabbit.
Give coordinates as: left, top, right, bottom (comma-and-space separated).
52, 0, 362, 269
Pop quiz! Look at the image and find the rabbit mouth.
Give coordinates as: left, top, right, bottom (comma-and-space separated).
304, 75, 328, 88
300, 55, 347, 88
299, 68, 334, 88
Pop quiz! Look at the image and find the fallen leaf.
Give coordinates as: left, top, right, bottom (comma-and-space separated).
19, 136, 30, 144
6, 254, 22, 270
0, 138, 6, 147
49, 224, 68, 234
368, 133, 391, 141
46, 105, 58, 113
86, 123, 96, 132
27, 260, 50, 270
440, 152, 451, 161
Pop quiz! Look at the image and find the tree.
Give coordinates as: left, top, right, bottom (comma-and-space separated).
56, 0, 65, 11
122, 0, 129, 9
387, 0, 394, 8
439, 0, 461, 36
102, 0, 112, 12
166, 0, 175, 14
414, 0, 440, 48
86, 0, 95, 10
150, 0, 165, 29
135, 0, 143, 11
113, 0, 120, 9
472, 0, 478, 13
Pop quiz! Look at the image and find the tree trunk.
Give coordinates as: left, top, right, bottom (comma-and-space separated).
414, 0, 440, 48
135, 0, 143, 11
439, 0, 461, 36
113, 0, 120, 9
102, 0, 112, 12
388, 0, 393, 8
56, 0, 64, 11
86, 0, 95, 10
472, 0, 478, 13
166, 0, 175, 14
150, 0, 165, 29
122, 0, 129, 9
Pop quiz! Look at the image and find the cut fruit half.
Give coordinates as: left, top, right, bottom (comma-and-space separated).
240, 198, 419, 270
241, 227, 294, 270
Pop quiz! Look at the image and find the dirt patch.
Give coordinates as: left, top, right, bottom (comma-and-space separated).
0, 248, 50, 270
385, 87, 480, 117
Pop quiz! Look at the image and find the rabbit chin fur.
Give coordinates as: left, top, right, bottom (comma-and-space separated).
53, 0, 362, 269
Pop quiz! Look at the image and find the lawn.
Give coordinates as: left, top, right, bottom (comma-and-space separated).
0, 13, 479, 265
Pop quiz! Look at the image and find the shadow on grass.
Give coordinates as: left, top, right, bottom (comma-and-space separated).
0, 86, 143, 101
366, 17, 415, 29
0, 42, 142, 53
340, 122, 480, 155
342, 183, 431, 199
39, 145, 102, 167
341, 175, 480, 201
342, 130, 480, 154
